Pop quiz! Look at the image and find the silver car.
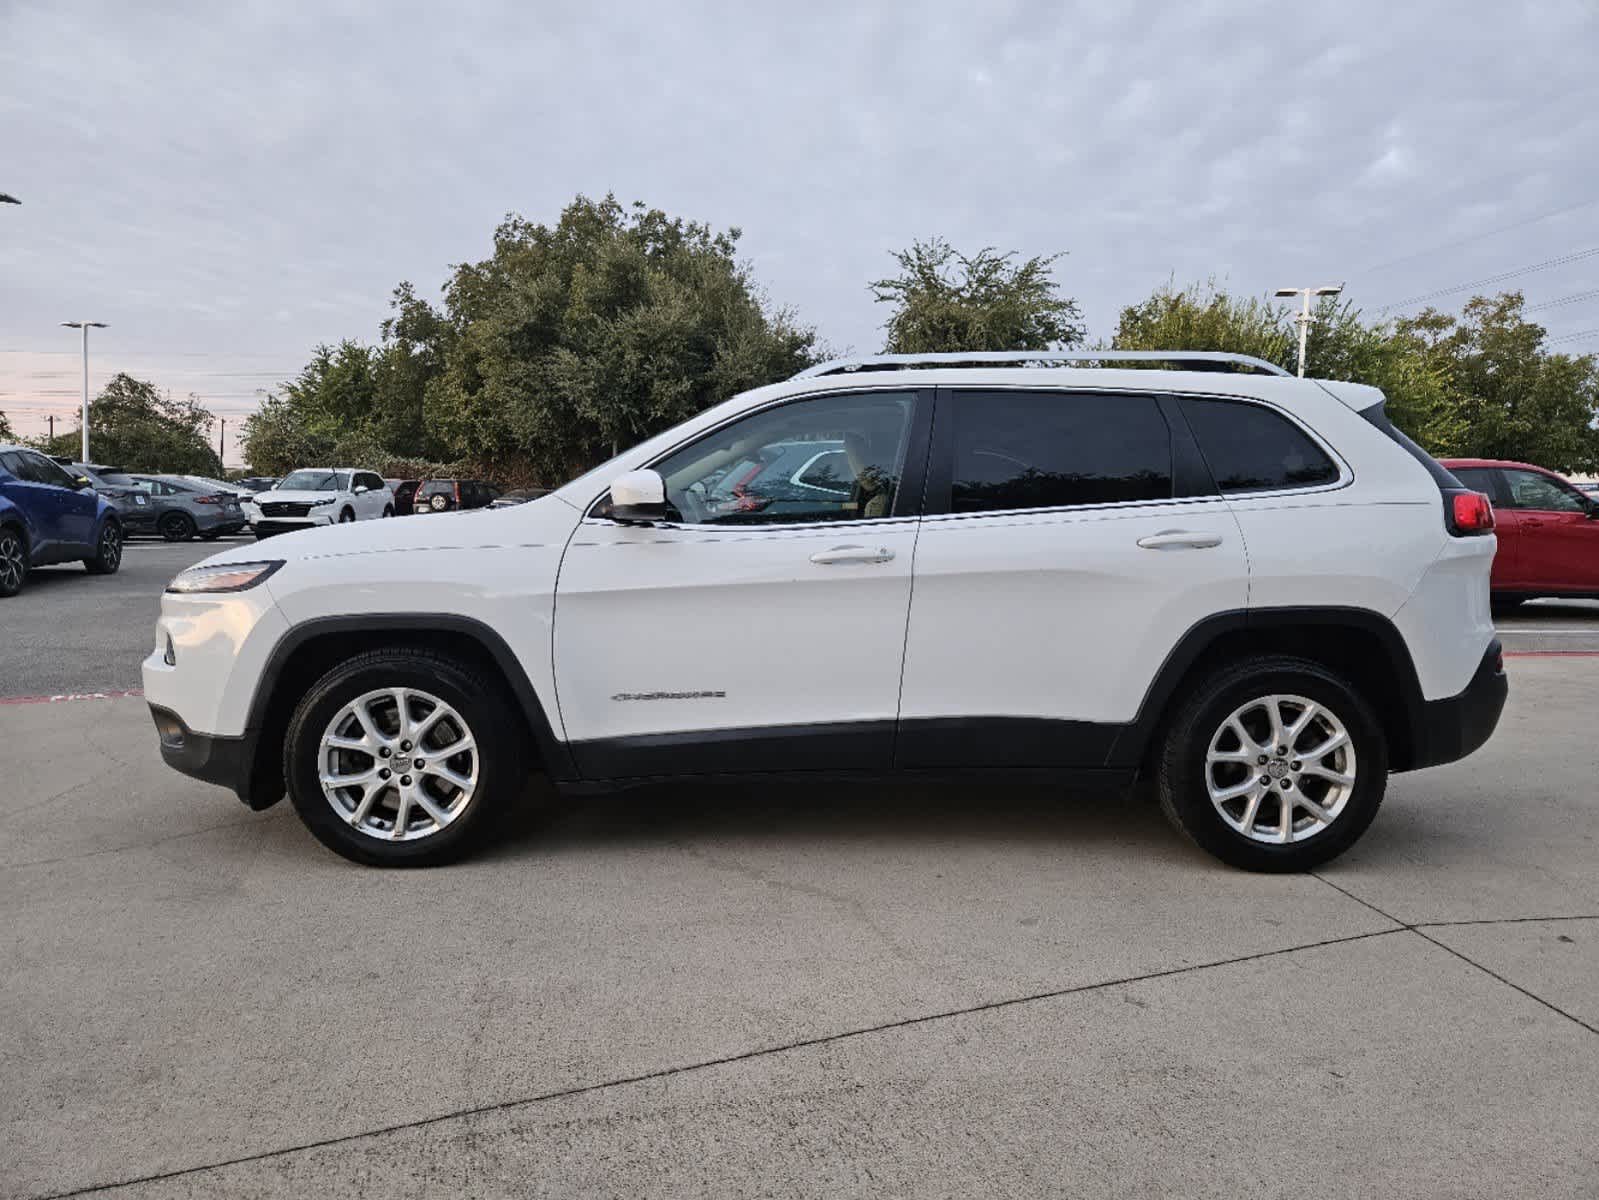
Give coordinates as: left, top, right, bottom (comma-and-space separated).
132, 475, 249, 542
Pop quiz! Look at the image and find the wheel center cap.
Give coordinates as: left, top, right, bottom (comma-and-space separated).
1267, 760, 1289, 780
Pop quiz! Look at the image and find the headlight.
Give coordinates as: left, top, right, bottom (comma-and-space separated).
166, 560, 284, 594
308, 497, 337, 507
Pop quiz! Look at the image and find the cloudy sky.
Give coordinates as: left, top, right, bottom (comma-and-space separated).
3, 0, 1596, 461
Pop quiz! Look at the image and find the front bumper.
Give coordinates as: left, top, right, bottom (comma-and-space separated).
149, 705, 277, 809
1409, 640, 1508, 771
253, 513, 334, 537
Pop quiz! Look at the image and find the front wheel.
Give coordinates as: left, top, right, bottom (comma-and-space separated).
83, 521, 123, 575
283, 648, 526, 866
338, 508, 356, 524
1155, 656, 1387, 872
382, 505, 394, 518
0, 526, 29, 597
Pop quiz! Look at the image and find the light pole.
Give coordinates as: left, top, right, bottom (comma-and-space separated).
60, 321, 107, 463
1274, 284, 1344, 377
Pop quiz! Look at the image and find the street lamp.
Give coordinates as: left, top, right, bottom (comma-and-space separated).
61, 321, 107, 463
1274, 284, 1344, 378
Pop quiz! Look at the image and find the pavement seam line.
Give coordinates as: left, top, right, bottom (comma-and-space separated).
1, 813, 288, 873
1313, 872, 1598, 1038
28, 926, 1405, 1200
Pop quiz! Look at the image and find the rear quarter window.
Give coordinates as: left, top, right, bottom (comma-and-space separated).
1180, 397, 1339, 493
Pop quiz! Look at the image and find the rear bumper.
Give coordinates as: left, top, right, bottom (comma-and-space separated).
149, 704, 275, 810
1408, 640, 1508, 771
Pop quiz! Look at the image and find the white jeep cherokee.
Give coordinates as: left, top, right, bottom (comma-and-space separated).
144, 351, 1507, 870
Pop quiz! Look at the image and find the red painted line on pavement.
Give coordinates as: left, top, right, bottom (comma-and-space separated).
0, 688, 145, 706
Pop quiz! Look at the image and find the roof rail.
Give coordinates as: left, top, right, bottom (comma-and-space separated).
792, 350, 1292, 379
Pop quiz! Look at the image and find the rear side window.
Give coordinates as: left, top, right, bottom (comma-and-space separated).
418, 480, 454, 500
948, 391, 1173, 513
1181, 398, 1339, 493
1450, 467, 1499, 498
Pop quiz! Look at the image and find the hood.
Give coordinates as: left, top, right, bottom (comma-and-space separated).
201, 492, 577, 568
254, 488, 339, 505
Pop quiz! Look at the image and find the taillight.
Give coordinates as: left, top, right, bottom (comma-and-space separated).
194, 495, 222, 505
1446, 490, 1494, 536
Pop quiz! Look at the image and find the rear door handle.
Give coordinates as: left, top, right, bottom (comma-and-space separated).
1136, 530, 1223, 550
810, 544, 895, 565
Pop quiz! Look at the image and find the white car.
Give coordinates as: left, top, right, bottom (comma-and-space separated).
144, 350, 1507, 870
248, 468, 394, 537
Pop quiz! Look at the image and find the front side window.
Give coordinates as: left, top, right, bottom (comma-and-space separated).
1181, 397, 1339, 493
17, 452, 77, 487
647, 391, 916, 526
948, 390, 1173, 514
1501, 469, 1589, 513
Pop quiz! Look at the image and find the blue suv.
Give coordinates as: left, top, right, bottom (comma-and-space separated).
0, 443, 124, 597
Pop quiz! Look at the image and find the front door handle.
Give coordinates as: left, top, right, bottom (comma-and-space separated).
1136, 530, 1224, 550
810, 544, 895, 565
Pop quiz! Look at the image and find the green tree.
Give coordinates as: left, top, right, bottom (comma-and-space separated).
870, 238, 1085, 353
432, 196, 816, 479
255, 195, 816, 484
0, 408, 15, 442
1111, 282, 1599, 470
38, 373, 221, 473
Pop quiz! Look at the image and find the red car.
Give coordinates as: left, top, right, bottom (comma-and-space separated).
1442, 458, 1599, 603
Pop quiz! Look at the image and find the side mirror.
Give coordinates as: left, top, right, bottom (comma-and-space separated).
609, 469, 670, 524
73, 476, 92, 489
353, 484, 369, 494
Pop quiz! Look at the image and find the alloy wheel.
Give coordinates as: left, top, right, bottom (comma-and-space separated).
0, 532, 24, 592
99, 524, 122, 570
1204, 693, 1357, 844
317, 687, 480, 841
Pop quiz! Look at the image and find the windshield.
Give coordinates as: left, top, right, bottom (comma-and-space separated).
278, 470, 343, 491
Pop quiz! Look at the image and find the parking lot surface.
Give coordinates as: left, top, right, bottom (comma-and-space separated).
2, 551, 1598, 1197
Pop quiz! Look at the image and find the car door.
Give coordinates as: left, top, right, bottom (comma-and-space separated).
16, 451, 95, 555
0, 450, 59, 559
896, 387, 1247, 767
1498, 467, 1599, 593
554, 387, 932, 777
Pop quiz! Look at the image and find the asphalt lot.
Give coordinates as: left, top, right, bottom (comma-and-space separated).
2, 545, 1598, 1197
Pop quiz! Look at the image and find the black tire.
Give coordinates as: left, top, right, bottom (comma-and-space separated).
158, 511, 196, 542
0, 525, 28, 597
382, 505, 394, 518
339, 508, 356, 523
283, 648, 527, 867
1155, 656, 1387, 872
82, 520, 123, 575
200, 530, 222, 541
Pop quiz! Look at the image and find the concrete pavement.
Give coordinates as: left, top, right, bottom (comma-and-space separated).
2, 656, 1597, 1197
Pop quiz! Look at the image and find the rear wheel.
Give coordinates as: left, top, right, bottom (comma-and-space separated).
1155, 656, 1387, 872
283, 648, 526, 866
158, 511, 196, 542
0, 526, 28, 597
382, 505, 394, 518
83, 521, 123, 575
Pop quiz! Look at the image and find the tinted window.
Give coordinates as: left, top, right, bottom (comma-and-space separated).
647, 391, 915, 525
15, 452, 75, 486
948, 391, 1172, 513
1450, 467, 1498, 497
1501, 469, 1588, 513
418, 480, 455, 499
1182, 398, 1338, 493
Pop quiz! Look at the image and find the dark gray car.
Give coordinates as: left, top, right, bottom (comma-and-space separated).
64, 463, 158, 536
132, 475, 249, 542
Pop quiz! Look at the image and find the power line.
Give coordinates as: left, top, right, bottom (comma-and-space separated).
1356, 196, 1599, 278
1545, 327, 1599, 345
1525, 287, 1599, 313
1375, 246, 1599, 313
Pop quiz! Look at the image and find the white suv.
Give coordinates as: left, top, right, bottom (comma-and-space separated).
144, 352, 1507, 870
248, 468, 394, 537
